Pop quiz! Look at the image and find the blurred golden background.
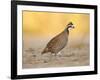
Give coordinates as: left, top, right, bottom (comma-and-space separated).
22, 11, 90, 68
23, 11, 90, 39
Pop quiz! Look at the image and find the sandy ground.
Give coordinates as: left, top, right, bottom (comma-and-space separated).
22, 37, 89, 69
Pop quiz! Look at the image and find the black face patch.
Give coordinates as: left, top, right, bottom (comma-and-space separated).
68, 22, 73, 25
67, 22, 75, 30
68, 22, 73, 26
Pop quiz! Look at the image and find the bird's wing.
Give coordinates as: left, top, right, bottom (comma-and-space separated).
45, 31, 68, 53
46, 36, 60, 49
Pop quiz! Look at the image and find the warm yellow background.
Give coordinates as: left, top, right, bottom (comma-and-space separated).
23, 11, 90, 38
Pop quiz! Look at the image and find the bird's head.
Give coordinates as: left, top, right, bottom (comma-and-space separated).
67, 22, 75, 30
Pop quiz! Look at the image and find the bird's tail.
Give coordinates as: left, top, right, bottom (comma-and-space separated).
41, 47, 49, 55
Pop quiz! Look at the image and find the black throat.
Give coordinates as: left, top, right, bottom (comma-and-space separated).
64, 27, 69, 35
66, 27, 70, 34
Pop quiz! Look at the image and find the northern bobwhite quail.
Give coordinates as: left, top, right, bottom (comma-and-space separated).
41, 22, 75, 56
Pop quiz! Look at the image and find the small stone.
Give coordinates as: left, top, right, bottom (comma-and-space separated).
33, 55, 36, 57
43, 60, 48, 63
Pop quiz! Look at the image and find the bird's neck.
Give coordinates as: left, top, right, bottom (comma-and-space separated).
63, 28, 69, 35
65, 27, 69, 34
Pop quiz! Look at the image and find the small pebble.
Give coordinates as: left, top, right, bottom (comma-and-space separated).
43, 60, 48, 63
32, 55, 36, 57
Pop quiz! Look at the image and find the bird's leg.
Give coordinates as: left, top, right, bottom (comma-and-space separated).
55, 52, 62, 61
48, 53, 56, 62
48, 53, 58, 62
58, 52, 62, 57
54, 53, 58, 61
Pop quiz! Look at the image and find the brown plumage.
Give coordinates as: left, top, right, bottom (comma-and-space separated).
41, 22, 75, 56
